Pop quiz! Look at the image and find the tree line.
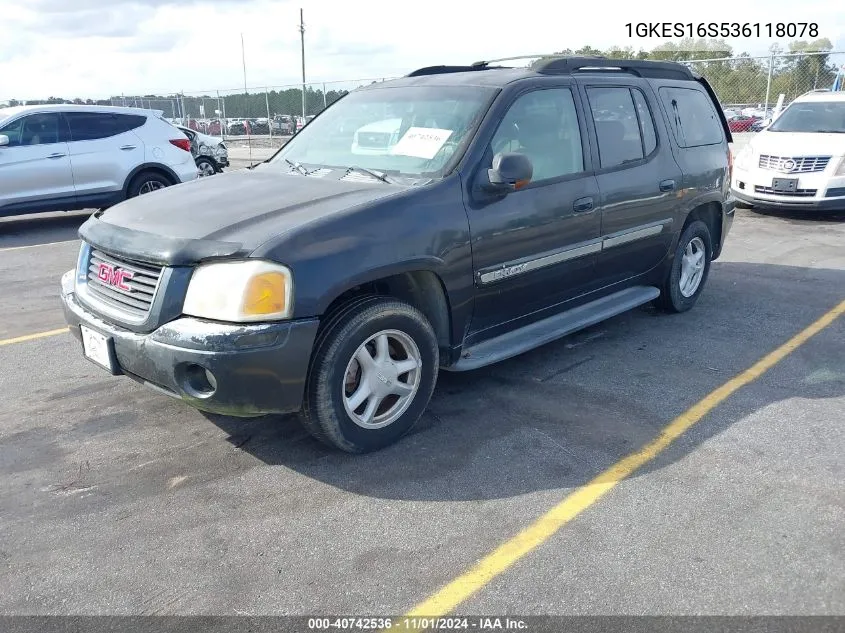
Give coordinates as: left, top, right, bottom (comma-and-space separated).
5, 39, 839, 113
535, 38, 839, 105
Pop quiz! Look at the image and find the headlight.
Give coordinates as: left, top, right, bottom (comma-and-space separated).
215, 144, 227, 156
734, 145, 753, 169
836, 156, 845, 176
183, 260, 293, 322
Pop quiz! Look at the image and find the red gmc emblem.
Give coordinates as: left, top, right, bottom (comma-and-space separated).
97, 262, 134, 291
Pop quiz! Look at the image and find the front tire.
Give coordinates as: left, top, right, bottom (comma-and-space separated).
300, 296, 439, 453
655, 220, 712, 313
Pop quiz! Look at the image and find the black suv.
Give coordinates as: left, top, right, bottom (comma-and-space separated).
61, 57, 735, 453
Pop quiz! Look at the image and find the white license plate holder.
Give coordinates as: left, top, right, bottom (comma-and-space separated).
80, 325, 119, 374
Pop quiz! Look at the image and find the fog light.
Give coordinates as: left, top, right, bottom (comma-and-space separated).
181, 363, 217, 397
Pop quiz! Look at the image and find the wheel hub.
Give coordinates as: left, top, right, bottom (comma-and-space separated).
341, 330, 422, 430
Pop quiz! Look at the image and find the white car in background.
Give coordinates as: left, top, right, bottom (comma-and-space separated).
0, 104, 197, 217
175, 124, 229, 176
731, 90, 845, 212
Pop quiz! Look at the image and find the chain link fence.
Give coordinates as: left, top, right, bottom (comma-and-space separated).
683, 50, 845, 113
3, 51, 843, 137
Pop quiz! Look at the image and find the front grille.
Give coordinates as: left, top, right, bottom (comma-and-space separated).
85, 249, 162, 320
754, 186, 818, 197
357, 131, 392, 148
758, 155, 831, 173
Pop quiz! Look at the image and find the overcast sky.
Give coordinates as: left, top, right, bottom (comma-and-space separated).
3, 0, 844, 100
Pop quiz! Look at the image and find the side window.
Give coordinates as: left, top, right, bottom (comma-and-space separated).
658, 87, 723, 147
586, 87, 644, 169
65, 112, 143, 141
0, 118, 25, 147
114, 114, 146, 133
490, 88, 584, 182
0, 114, 63, 147
631, 89, 657, 155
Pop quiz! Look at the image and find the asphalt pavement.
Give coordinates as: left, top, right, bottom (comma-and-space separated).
0, 201, 843, 617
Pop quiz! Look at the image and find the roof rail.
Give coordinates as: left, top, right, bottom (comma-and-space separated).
534, 56, 694, 80
470, 54, 561, 67
406, 65, 501, 77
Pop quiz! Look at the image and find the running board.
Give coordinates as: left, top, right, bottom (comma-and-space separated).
447, 286, 660, 371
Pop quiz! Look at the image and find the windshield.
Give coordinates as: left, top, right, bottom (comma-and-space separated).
767, 101, 845, 133
268, 85, 497, 182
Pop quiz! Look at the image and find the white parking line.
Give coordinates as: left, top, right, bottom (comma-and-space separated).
0, 240, 78, 253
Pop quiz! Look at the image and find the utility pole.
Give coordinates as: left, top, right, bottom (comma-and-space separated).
241, 32, 252, 161
299, 8, 306, 120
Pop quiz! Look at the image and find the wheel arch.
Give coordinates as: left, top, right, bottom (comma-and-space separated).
122, 163, 180, 197
318, 268, 453, 354
681, 200, 724, 259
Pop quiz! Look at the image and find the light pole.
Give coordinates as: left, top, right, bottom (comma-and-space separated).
299, 8, 306, 120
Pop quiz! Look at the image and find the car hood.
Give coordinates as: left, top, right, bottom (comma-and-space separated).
81, 167, 402, 265
750, 131, 845, 157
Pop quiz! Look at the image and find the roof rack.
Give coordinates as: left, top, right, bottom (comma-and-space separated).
405, 55, 695, 81
406, 54, 558, 77
405, 65, 499, 77
533, 56, 694, 80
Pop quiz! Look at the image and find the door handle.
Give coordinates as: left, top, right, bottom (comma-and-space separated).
659, 179, 676, 192
47, 153, 66, 159
573, 197, 594, 213
119, 145, 137, 150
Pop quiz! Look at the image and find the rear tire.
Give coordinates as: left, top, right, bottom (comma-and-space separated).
655, 220, 712, 313
300, 296, 439, 453
127, 171, 171, 198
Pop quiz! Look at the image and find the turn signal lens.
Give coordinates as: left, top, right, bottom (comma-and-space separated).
242, 272, 288, 316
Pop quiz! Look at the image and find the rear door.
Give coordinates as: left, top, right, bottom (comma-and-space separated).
65, 112, 147, 200
580, 79, 682, 287
0, 112, 75, 213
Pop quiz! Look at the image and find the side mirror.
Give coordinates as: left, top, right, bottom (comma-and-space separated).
485, 152, 532, 193
0, 135, 9, 147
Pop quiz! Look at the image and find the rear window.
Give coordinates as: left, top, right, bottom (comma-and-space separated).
658, 87, 723, 147
65, 112, 146, 141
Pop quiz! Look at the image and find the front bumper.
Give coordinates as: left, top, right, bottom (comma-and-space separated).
61, 275, 319, 417
731, 164, 845, 211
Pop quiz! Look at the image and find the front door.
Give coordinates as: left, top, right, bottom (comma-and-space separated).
464, 85, 602, 340
0, 112, 75, 214
581, 82, 682, 287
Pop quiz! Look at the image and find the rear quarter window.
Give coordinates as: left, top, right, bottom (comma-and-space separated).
658, 87, 723, 148
65, 112, 146, 141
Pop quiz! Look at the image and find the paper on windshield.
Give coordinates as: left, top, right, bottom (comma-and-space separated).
389, 127, 453, 160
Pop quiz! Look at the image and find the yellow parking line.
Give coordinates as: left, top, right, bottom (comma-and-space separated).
404, 297, 845, 618
0, 240, 77, 252
0, 327, 69, 347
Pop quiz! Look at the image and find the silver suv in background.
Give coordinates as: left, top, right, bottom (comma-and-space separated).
0, 104, 198, 217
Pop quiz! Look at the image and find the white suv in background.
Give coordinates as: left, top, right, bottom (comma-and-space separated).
0, 104, 198, 217
731, 91, 845, 212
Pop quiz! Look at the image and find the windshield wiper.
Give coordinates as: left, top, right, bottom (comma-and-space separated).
345, 166, 393, 184
813, 129, 845, 134
285, 158, 309, 175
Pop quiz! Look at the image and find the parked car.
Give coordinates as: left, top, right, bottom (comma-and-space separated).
731, 90, 845, 211
750, 117, 771, 132
727, 114, 759, 132
0, 104, 197, 217
60, 56, 734, 453
175, 124, 229, 176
